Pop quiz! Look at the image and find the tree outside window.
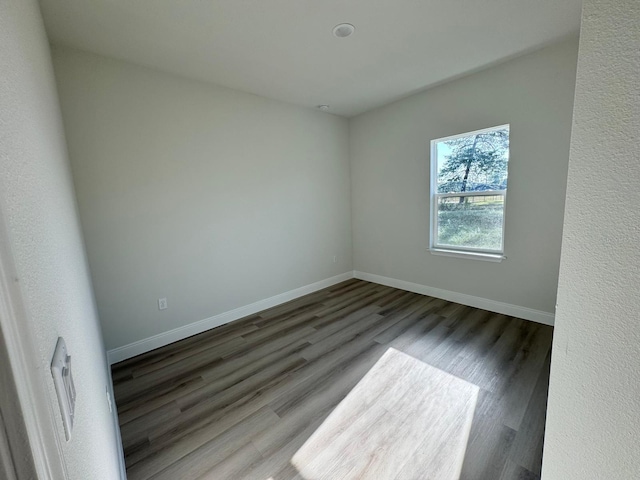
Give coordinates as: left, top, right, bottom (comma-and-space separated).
431, 125, 509, 254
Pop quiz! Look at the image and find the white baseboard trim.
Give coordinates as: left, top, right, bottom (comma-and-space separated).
107, 272, 354, 364
108, 269, 553, 364
354, 271, 555, 326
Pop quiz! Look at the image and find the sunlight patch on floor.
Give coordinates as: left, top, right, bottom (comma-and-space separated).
290, 347, 478, 480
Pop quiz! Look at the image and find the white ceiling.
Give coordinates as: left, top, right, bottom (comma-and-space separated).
39, 0, 583, 117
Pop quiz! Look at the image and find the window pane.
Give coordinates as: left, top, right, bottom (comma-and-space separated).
436, 195, 504, 251
436, 126, 509, 194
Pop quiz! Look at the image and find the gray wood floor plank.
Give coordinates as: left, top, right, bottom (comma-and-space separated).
305, 304, 381, 344
127, 406, 279, 480
240, 416, 326, 480
499, 459, 541, 480
117, 376, 206, 425
459, 413, 517, 480
179, 341, 311, 412
112, 279, 552, 480
255, 343, 389, 457
195, 441, 263, 480
507, 350, 551, 475
495, 326, 553, 430
151, 408, 278, 480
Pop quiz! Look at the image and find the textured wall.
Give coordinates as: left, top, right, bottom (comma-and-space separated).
349, 39, 578, 317
0, 1, 123, 478
52, 47, 352, 351
542, 0, 640, 478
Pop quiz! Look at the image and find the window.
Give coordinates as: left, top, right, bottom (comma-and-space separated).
430, 125, 509, 259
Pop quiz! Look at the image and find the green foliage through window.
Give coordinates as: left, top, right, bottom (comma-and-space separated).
437, 127, 509, 194
431, 125, 509, 253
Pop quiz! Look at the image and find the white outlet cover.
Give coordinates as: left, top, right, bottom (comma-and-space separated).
158, 298, 167, 310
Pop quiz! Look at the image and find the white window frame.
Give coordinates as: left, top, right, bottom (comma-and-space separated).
429, 125, 509, 261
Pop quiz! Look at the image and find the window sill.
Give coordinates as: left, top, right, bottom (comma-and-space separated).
429, 248, 506, 262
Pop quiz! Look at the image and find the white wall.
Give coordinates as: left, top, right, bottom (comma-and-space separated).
349, 39, 578, 319
52, 47, 352, 352
543, 0, 640, 478
0, 1, 124, 478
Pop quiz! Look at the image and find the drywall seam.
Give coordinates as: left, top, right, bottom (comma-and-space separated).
107, 272, 354, 364
354, 271, 555, 326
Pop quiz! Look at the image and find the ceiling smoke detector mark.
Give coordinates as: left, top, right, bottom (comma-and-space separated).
317, 105, 330, 111
332, 23, 355, 38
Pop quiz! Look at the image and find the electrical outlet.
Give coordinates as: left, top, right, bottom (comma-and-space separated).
333, 255, 337, 263
158, 297, 168, 310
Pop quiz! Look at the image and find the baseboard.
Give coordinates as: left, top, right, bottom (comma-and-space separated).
353, 271, 555, 326
107, 272, 354, 364
108, 269, 554, 364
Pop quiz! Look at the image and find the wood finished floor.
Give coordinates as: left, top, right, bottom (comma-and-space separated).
112, 279, 553, 480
